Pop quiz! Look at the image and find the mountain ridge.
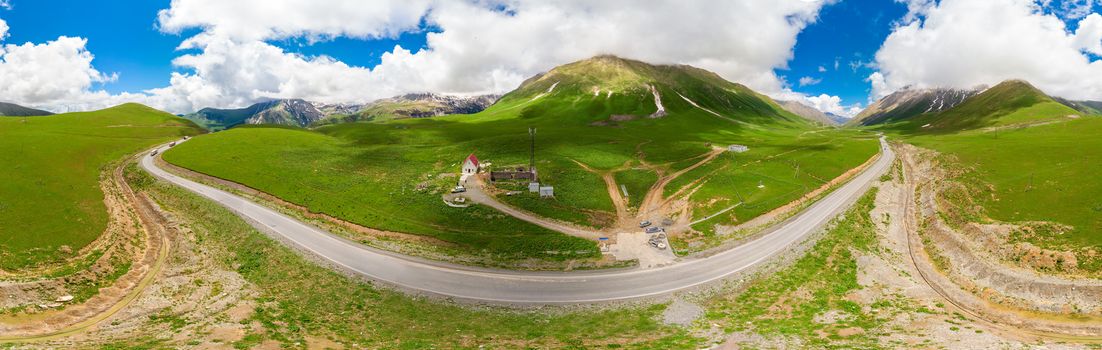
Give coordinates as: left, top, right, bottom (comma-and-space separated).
314, 93, 499, 125
183, 94, 500, 130
868, 80, 1082, 133
850, 86, 985, 126
492, 55, 807, 126
0, 101, 54, 117
776, 100, 839, 126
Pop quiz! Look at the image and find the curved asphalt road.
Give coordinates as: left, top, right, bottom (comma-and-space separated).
141, 137, 891, 304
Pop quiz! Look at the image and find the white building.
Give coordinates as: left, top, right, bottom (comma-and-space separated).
462, 153, 480, 174
728, 144, 749, 153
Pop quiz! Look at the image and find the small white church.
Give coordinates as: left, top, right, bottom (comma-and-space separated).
462, 153, 481, 174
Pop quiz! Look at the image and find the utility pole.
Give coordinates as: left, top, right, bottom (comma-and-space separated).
794, 164, 800, 179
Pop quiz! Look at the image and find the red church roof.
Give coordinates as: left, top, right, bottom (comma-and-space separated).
465, 153, 480, 167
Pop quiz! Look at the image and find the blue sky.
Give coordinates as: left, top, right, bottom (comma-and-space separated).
785, 0, 909, 105
0, 1, 1100, 114
0, 0, 905, 110
0, 0, 434, 94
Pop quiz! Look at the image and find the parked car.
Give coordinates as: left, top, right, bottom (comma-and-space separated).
645, 226, 663, 234
451, 186, 467, 193
150, 150, 158, 156
639, 220, 652, 228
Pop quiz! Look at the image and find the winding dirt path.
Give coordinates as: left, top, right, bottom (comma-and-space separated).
571, 160, 632, 226
894, 143, 1102, 342
463, 175, 602, 240
0, 152, 172, 343
637, 148, 725, 218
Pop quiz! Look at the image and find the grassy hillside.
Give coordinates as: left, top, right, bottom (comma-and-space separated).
905, 117, 1102, 261
164, 56, 878, 260
0, 103, 203, 270
869, 80, 1101, 269
164, 126, 599, 261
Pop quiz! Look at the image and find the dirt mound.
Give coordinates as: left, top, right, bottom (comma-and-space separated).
893, 143, 1102, 338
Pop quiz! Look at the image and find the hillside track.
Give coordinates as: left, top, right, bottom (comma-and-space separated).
142, 138, 892, 304
895, 143, 1102, 343
0, 154, 173, 343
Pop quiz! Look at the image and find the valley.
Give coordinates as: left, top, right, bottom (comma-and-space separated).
2, 55, 1100, 349
160, 56, 880, 268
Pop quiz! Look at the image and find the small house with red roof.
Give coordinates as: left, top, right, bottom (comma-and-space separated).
462, 153, 480, 174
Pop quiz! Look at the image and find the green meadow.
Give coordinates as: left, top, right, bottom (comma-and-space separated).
670, 128, 878, 234
906, 117, 1102, 254
165, 57, 879, 261
872, 80, 1102, 269
0, 104, 202, 270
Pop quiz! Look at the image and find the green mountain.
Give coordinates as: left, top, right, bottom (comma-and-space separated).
1081, 100, 1102, 113
490, 55, 806, 126
0, 101, 53, 117
1054, 97, 1102, 115
899, 80, 1079, 133
861, 80, 1082, 134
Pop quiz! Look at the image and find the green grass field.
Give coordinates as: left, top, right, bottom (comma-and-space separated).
164, 56, 878, 261
670, 128, 879, 234
906, 117, 1102, 256
706, 188, 893, 347
129, 165, 700, 349
0, 104, 202, 270
869, 80, 1101, 271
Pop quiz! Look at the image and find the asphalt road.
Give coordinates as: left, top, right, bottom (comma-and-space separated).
141, 137, 892, 304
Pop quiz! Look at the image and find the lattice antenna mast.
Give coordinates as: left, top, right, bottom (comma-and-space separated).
529, 127, 536, 170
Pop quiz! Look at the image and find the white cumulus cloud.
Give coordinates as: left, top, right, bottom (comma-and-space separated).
0, 35, 127, 110
142, 0, 831, 113
798, 76, 822, 86
870, 0, 1102, 101
157, 0, 431, 43
0, 1, 836, 113
805, 93, 861, 117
